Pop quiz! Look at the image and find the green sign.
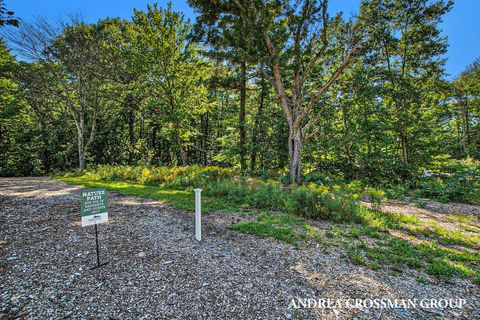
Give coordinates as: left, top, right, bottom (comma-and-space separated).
80, 188, 108, 227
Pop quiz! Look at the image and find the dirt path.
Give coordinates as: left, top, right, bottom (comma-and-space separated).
375, 199, 480, 218
0, 177, 478, 319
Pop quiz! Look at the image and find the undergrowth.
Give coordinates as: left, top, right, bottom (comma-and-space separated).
60, 164, 386, 223
58, 164, 480, 283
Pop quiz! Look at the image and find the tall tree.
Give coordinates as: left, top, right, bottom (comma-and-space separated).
13, 62, 62, 174
192, 6, 256, 171
132, 4, 211, 165
49, 22, 107, 170
451, 57, 480, 159
6, 17, 106, 170
94, 18, 146, 164
366, 0, 453, 166
189, 0, 364, 183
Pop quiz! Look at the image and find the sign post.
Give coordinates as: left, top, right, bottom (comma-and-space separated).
80, 188, 109, 269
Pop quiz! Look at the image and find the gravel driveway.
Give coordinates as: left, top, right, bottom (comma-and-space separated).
0, 177, 478, 319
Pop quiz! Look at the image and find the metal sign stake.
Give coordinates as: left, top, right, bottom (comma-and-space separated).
90, 223, 108, 270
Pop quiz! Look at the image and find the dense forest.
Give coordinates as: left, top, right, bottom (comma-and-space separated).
0, 0, 479, 192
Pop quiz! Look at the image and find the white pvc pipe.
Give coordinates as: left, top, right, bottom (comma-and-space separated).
194, 189, 202, 241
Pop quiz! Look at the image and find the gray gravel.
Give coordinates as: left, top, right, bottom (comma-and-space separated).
0, 177, 478, 319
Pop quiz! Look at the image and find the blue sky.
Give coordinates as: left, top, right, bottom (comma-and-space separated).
6, 0, 479, 79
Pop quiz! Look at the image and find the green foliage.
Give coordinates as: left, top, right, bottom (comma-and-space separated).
75, 164, 477, 231
426, 259, 457, 279
385, 157, 480, 204
229, 214, 305, 245
80, 164, 235, 188
59, 176, 236, 213
0, 41, 52, 176
452, 58, 480, 159
62, 165, 384, 224
363, 188, 386, 211
346, 244, 367, 265
131, 4, 213, 166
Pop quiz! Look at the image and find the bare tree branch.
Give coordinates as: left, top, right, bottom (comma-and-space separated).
302, 41, 361, 124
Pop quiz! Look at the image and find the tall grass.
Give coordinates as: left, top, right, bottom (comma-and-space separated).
62, 165, 386, 223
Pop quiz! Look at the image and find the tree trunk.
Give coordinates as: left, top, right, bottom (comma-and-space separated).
40, 120, 50, 174
239, 61, 247, 171
152, 124, 158, 163
203, 111, 209, 166
78, 130, 85, 170
289, 125, 303, 184
174, 122, 187, 165
400, 133, 409, 165
251, 69, 266, 171
463, 97, 470, 157
341, 102, 354, 177
128, 94, 136, 165
455, 112, 463, 154
42, 150, 50, 175
77, 110, 85, 170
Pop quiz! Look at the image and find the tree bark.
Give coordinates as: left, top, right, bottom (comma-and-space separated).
463, 96, 470, 157
127, 94, 136, 165
78, 128, 85, 170
152, 123, 158, 163
41, 124, 50, 174
251, 68, 266, 171
400, 129, 409, 165
174, 122, 187, 165
289, 125, 303, 184
455, 111, 463, 154
74, 98, 97, 171
203, 111, 209, 165
239, 61, 247, 171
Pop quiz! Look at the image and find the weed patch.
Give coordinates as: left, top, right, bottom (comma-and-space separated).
228, 214, 306, 245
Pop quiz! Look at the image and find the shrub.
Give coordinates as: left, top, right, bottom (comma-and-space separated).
382, 157, 479, 204
87, 164, 236, 189
363, 188, 386, 211
286, 185, 321, 218
228, 214, 305, 244
69, 165, 386, 223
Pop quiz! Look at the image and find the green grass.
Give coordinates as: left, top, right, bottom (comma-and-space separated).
448, 213, 479, 226
417, 277, 429, 285
360, 237, 479, 281
298, 219, 480, 282
426, 259, 457, 279
235, 213, 478, 282
414, 224, 480, 248
228, 214, 306, 245
58, 176, 239, 213
345, 243, 367, 265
